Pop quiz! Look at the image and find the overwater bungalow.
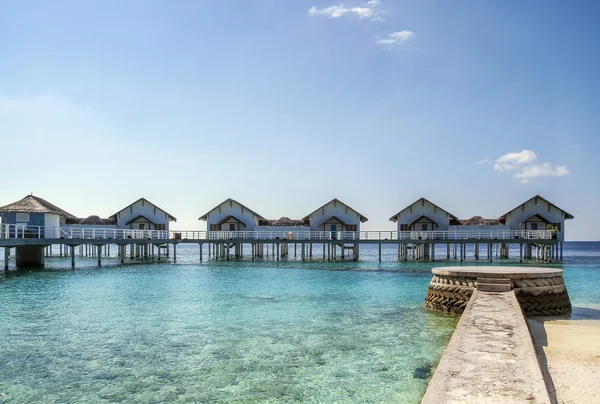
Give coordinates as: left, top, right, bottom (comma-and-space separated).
389, 197, 461, 232
302, 198, 368, 233
199, 198, 267, 231
0, 194, 77, 238
110, 197, 176, 231
498, 194, 574, 242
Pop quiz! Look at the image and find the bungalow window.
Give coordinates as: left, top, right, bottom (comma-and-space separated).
400, 224, 408, 231
210, 224, 217, 231
346, 224, 357, 231
530, 223, 538, 231
155, 224, 166, 231
421, 224, 428, 231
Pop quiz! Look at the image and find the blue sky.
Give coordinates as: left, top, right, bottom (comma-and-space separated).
1, 0, 598, 239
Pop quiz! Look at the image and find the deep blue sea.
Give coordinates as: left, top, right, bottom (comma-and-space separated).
0, 241, 598, 403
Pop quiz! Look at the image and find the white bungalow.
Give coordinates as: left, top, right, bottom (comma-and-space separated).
389, 197, 460, 232
110, 198, 176, 231
498, 195, 574, 242
199, 198, 267, 231
302, 198, 368, 233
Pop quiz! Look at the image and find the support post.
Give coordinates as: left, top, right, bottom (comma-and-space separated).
4, 247, 9, 271
98, 245, 102, 267
378, 243, 382, 262
199, 243, 203, 262
519, 243, 523, 263
71, 246, 76, 269
174, 243, 177, 263
560, 242, 563, 260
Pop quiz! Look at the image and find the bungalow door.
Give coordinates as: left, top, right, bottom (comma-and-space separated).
331, 224, 337, 240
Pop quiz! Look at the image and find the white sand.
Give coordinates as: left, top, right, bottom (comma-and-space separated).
528, 318, 600, 404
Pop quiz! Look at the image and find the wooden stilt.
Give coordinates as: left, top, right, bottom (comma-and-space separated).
519, 243, 523, 263
4, 247, 9, 271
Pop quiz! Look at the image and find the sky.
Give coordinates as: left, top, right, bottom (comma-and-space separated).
0, 0, 599, 240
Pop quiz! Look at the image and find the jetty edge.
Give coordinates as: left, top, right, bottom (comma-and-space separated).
422, 266, 571, 403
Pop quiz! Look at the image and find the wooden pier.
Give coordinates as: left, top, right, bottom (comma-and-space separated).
0, 225, 563, 270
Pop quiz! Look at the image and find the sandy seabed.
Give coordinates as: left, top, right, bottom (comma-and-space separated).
528, 317, 600, 404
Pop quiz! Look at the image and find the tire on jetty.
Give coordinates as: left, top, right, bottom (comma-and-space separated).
425, 266, 571, 317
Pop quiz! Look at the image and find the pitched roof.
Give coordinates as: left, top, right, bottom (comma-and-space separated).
125, 215, 156, 226
302, 198, 368, 222
519, 213, 551, 226
389, 197, 459, 222
322, 215, 348, 226
0, 195, 77, 219
459, 216, 501, 226
198, 198, 266, 221
408, 215, 438, 227
499, 195, 574, 220
110, 198, 177, 221
216, 215, 247, 228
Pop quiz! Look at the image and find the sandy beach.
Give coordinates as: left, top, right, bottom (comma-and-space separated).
528, 316, 600, 404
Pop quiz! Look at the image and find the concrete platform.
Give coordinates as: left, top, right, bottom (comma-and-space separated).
432, 266, 564, 279
425, 266, 571, 316
422, 290, 551, 403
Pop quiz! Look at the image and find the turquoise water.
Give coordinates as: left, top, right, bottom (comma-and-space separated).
0, 242, 598, 403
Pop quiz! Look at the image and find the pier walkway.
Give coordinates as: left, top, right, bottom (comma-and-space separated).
422, 288, 551, 404
0, 224, 561, 269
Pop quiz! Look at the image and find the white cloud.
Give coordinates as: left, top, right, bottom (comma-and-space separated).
490, 149, 569, 184
493, 149, 537, 172
308, 5, 374, 19
474, 158, 491, 165
308, 1, 384, 21
513, 163, 570, 184
378, 30, 415, 44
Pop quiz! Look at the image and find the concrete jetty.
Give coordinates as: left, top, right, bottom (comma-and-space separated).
422, 289, 551, 403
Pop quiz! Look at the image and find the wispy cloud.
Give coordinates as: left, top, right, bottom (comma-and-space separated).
378, 30, 415, 44
490, 149, 569, 184
474, 158, 491, 165
308, 5, 373, 19
513, 163, 569, 184
308, 1, 383, 21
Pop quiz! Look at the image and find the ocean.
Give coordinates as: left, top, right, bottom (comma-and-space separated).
0, 241, 598, 403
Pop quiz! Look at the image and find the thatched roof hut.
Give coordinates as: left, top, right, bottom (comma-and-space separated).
459, 216, 501, 226
268, 217, 305, 226
0, 195, 77, 219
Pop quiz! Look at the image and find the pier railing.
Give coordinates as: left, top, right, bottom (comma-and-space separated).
0, 224, 555, 242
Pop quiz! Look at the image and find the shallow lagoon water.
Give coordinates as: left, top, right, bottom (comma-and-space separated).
0, 242, 598, 403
